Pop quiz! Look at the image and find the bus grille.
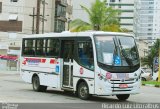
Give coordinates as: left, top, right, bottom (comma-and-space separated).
110, 79, 135, 92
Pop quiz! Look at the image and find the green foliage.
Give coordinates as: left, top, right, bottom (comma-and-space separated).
141, 39, 160, 69
69, 0, 126, 32
142, 81, 160, 85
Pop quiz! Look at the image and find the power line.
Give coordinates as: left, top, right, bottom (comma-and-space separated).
1, 11, 52, 19
36, 0, 41, 34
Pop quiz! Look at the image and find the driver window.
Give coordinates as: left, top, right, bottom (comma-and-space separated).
77, 40, 94, 70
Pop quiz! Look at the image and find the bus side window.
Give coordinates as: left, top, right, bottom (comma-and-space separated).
23, 39, 35, 56
46, 39, 60, 57
36, 39, 45, 56
77, 40, 94, 70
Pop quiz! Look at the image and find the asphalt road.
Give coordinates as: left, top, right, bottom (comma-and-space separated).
0, 71, 160, 109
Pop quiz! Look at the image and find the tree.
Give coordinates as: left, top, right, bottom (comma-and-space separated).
69, 0, 125, 32
141, 39, 160, 70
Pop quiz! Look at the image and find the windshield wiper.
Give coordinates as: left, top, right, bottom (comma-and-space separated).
113, 38, 121, 66
118, 39, 133, 66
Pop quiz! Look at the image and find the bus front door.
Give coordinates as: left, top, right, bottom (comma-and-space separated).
61, 40, 74, 88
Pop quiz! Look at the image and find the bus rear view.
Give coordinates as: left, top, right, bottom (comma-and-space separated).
20, 32, 141, 101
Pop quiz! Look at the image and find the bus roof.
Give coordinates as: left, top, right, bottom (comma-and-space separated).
23, 31, 134, 39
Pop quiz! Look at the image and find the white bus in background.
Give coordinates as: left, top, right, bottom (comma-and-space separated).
20, 31, 141, 100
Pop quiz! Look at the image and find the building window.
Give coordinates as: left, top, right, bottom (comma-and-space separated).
149, 2, 154, 4
54, 20, 65, 32
147, 33, 152, 35
11, 0, 18, 2
56, 5, 66, 17
0, 2, 2, 13
8, 14, 18, 21
110, 0, 115, 2
148, 24, 153, 26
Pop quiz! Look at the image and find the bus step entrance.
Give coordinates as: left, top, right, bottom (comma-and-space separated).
62, 65, 73, 88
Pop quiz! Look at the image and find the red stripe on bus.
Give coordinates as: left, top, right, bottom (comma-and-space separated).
50, 59, 56, 64
41, 59, 46, 63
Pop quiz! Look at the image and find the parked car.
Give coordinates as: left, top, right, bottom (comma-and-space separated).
141, 69, 152, 81
152, 71, 159, 81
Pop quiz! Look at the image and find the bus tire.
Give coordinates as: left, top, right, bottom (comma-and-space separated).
32, 76, 47, 92
156, 78, 158, 81
116, 94, 130, 101
141, 77, 146, 81
78, 82, 90, 100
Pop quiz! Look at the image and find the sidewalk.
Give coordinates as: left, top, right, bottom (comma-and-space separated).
0, 59, 19, 74
0, 70, 19, 75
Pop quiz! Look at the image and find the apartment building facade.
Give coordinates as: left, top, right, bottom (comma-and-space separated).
108, 0, 134, 32
72, 0, 134, 32
134, 0, 160, 57
0, 0, 72, 55
134, 0, 160, 39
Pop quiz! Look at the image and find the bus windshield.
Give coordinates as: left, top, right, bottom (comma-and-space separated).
95, 35, 140, 73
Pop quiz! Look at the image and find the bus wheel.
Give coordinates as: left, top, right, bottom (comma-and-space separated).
32, 76, 47, 92
141, 77, 146, 81
116, 94, 130, 101
78, 82, 90, 100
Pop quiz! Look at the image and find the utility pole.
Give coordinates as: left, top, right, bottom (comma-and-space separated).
29, 7, 36, 34
158, 41, 160, 82
36, 0, 41, 34
42, 0, 48, 34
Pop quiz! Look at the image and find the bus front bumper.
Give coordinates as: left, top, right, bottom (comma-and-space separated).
96, 80, 141, 96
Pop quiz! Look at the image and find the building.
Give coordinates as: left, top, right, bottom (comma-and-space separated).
107, 0, 135, 32
134, 0, 160, 39
72, 0, 134, 32
0, 0, 72, 55
72, 0, 95, 22
134, 0, 160, 57
55, 0, 72, 32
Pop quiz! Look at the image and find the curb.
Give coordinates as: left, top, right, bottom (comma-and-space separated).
0, 70, 19, 75
142, 84, 160, 88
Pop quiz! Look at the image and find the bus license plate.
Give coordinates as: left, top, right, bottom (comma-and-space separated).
119, 84, 128, 88
117, 73, 126, 79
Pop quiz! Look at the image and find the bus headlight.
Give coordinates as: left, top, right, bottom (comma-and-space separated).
106, 72, 112, 80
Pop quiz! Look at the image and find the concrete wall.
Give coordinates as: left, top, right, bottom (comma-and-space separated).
0, 49, 7, 55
